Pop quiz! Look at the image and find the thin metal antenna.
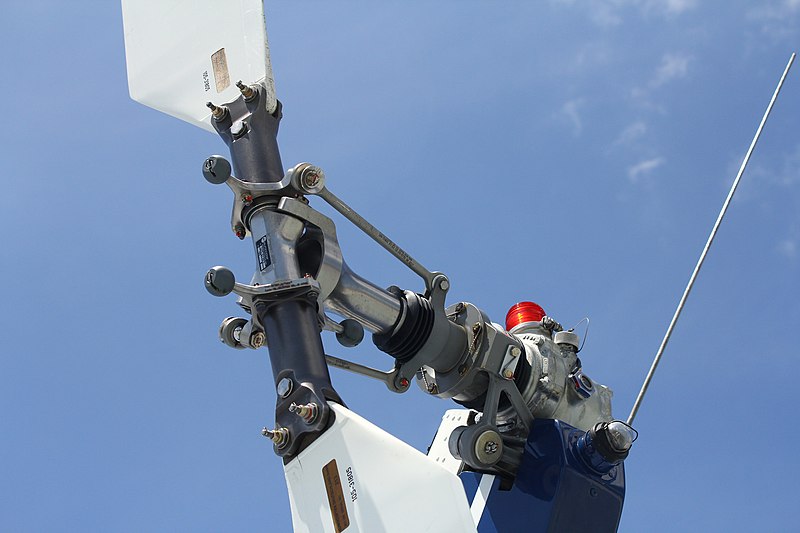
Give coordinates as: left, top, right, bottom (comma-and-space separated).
627, 52, 796, 426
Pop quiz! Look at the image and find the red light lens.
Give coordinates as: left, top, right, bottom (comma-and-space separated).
505, 301, 546, 331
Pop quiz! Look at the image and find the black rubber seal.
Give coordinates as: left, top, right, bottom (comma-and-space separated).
373, 288, 435, 363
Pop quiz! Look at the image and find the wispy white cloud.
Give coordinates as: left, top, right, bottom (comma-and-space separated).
746, 1, 800, 42
628, 156, 665, 182
629, 53, 691, 110
549, 0, 698, 27
651, 53, 691, 87
657, 0, 698, 15
736, 143, 800, 193
561, 98, 586, 137
777, 238, 798, 258
614, 121, 648, 146
776, 144, 800, 186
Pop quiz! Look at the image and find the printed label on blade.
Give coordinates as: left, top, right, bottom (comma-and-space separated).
211, 48, 231, 93
346, 466, 358, 502
322, 460, 350, 532
256, 236, 271, 272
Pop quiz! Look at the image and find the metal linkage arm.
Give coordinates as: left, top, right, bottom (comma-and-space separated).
291, 164, 440, 293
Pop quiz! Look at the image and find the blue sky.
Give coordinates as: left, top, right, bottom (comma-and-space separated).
2, 1, 799, 532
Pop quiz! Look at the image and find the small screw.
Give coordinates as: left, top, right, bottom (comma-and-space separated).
439, 279, 450, 291
262, 427, 290, 448
289, 402, 319, 423
250, 331, 265, 349
236, 80, 256, 100
510, 346, 521, 358
234, 225, 246, 240
276, 378, 293, 398
206, 101, 227, 120
503, 369, 514, 379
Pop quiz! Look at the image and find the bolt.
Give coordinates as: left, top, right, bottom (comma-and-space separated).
474, 429, 503, 465
439, 278, 450, 291
241, 193, 253, 206
231, 120, 248, 138
276, 378, 293, 398
300, 166, 323, 191
206, 101, 227, 120
234, 224, 246, 240
250, 331, 265, 349
289, 402, 319, 423
236, 80, 256, 100
503, 368, 514, 379
510, 346, 521, 358
262, 427, 290, 448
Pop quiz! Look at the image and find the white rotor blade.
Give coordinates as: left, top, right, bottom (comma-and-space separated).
121, 0, 277, 132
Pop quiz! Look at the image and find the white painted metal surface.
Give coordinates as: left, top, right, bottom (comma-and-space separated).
121, 0, 277, 131
469, 474, 495, 527
427, 409, 471, 476
284, 403, 477, 533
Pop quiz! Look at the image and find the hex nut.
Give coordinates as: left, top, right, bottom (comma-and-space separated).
250, 331, 266, 349
276, 378, 293, 398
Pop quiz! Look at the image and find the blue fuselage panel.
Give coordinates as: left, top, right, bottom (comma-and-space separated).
460, 419, 625, 533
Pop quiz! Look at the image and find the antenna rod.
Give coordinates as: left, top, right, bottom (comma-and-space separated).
627, 52, 796, 426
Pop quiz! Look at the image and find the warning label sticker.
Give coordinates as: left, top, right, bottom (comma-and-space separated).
322, 459, 350, 532
256, 236, 271, 272
211, 48, 230, 93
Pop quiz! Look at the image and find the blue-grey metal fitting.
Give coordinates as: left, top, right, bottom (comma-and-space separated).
205, 266, 236, 297
202, 155, 232, 184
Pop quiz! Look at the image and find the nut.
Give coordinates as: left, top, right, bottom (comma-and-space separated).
276, 378, 293, 398
250, 331, 266, 349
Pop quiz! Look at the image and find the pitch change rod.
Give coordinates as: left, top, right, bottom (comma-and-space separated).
627, 52, 796, 426
316, 187, 438, 292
